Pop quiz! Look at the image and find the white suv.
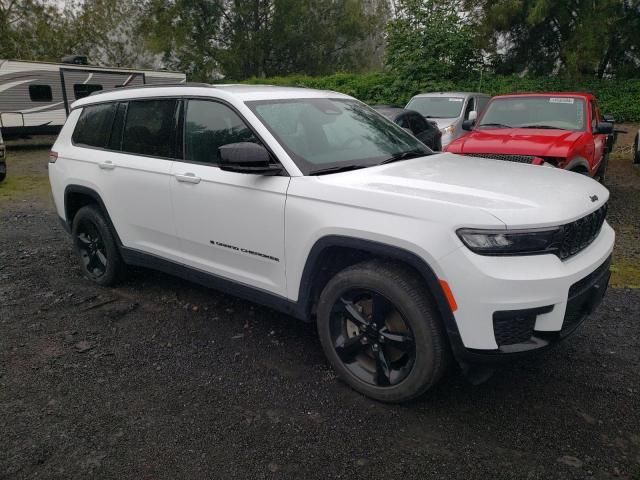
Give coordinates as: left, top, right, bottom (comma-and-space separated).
48, 85, 615, 402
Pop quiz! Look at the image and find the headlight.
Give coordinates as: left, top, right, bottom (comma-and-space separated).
440, 124, 456, 135
456, 228, 560, 255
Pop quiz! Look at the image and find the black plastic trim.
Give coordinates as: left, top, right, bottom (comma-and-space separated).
120, 247, 300, 318
62, 185, 122, 246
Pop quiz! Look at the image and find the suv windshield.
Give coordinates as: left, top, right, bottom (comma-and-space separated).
405, 97, 465, 118
247, 98, 431, 175
479, 96, 586, 131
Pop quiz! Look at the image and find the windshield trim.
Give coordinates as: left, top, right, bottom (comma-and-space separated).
246, 97, 431, 175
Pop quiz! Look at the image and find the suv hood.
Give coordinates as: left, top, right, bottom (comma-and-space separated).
453, 128, 584, 157
315, 153, 608, 228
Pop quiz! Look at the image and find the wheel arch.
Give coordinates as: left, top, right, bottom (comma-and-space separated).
565, 156, 591, 174
296, 235, 463, 349
63, 185, 122, 245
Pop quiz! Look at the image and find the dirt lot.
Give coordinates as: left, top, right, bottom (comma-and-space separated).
1, 136, 639, 479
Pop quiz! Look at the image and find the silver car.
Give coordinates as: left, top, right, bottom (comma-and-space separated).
406, 92, 490, 148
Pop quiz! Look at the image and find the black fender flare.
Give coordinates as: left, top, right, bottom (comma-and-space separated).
63, 185, 122, 245
296, 235, 464, 353
564, 156, 590, 173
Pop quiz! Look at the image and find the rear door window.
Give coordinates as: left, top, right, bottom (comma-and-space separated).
72, 103, 117, 148
121, 99, 180, 158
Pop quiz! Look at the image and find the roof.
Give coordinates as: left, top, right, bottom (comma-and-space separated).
71, 83, 352, 109
0, 58, 185, 76
410, 92, 489, 99
491, 92, 595, 100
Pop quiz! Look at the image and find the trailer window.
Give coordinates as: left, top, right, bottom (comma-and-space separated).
29, 85, 53, 102
72, 103, 117, 148
74, 84, 103, 100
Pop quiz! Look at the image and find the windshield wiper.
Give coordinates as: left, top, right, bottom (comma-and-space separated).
380, 149, 432, 165
478, 123, 513, 129
518, 125, 568, 130
309, 164, 368, 176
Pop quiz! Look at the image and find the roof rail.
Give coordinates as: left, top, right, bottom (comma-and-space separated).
88, 82, 210, 96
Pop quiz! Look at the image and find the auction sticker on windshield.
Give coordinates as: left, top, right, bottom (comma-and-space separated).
549, 97, 575, 104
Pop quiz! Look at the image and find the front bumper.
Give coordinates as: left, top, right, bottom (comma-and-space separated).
437, 222, 615, 361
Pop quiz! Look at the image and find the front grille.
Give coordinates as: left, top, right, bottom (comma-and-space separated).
554, 203, 608, 260
464, 152, 535, 164
493, 306, 553, 347
493, 315, 536, 346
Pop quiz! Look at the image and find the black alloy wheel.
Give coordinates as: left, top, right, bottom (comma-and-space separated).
317, 260, 449, 403
71, 204, 125, 286
330, 289, 416, 387
75, 218, 108, 278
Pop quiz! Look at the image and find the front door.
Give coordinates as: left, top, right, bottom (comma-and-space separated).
170, 99, 289, 297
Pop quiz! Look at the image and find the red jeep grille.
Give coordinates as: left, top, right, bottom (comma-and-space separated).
463, 153, 536, 164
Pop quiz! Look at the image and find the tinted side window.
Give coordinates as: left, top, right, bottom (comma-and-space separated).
29, 85, 52, 102
464, 97, 476, 119
72, 103, 117, 148
122, 99, 179, 158
74, 84, 103, 100
185, 100, 257, 165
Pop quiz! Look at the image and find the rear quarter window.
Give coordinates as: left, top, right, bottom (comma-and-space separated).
72, 103, 117, 148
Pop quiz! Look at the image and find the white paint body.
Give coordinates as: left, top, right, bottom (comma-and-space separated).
49, 85, 614, 351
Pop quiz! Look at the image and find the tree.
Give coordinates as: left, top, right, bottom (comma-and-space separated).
141, 0, 389, 81
0, 0, 69, 61
469, 0, 640, 78
385, 0, 482, 81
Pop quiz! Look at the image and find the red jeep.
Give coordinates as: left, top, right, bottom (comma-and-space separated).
444, 93, 615, 182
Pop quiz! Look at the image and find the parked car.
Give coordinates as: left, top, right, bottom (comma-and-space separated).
634, 130, 640, 165
373, 106, 442, 151
49, 85, 614, 402
0, 129, 6, 182
406, 92, 490, 148
444, 92, 615, 183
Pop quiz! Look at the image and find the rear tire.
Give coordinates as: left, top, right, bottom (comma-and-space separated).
634, 133, 640, 165
71, 205, 125, 286
316, 260, 449, 403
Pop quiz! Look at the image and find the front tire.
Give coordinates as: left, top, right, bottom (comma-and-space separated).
316, 260, 449, 402
71, 205, 124, 286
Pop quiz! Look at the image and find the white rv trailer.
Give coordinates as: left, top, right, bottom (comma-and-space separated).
0, 58, 186, 138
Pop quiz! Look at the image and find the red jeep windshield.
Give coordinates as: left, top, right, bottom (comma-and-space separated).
479, 96, 586, 131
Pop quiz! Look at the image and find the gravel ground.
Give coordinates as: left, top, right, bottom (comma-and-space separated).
0, 140, 639, 479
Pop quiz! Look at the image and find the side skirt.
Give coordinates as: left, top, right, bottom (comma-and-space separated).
120, 247, 305, 320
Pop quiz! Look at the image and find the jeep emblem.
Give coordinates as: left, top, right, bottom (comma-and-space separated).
590, 195, 599, 202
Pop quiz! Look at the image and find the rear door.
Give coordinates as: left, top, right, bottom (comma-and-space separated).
170, 99, 289, 296
72, 99, 183, 261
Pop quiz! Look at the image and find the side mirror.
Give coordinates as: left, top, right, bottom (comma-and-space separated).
219, 142, 282, 175
595, 121, 614, 135
462, 119, 475, 131
467, 110, 477, 121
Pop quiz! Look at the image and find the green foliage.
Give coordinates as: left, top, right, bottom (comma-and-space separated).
385, 0, 481, 81
467, 0, 640, 79
244, 72, 640, 122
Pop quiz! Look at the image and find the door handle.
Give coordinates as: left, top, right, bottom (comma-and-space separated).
98, 160, 116, 170
175, 173, 201, 184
